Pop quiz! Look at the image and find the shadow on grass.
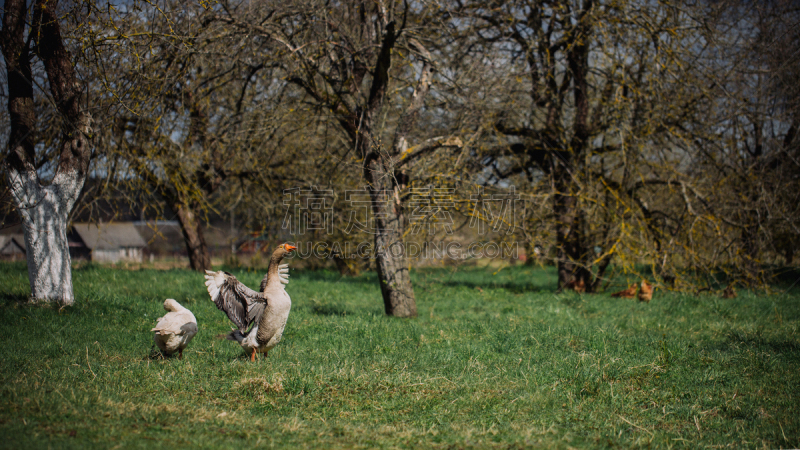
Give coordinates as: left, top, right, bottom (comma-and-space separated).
145, 346, 168, 361
228, 352, 276, 362
412, 265, 558, 293
144, 346, 202, 362
558, 292, 588, 309
432, 274, 555, 294
724, 330, 800, 356
0, 294, 82, 315
310, 301, 350, 316
0, 292, 30, 306
295, 269, 377, 286
441, 280, 554, 294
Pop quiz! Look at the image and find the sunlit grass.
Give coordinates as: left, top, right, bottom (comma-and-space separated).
0, 262, 798, 448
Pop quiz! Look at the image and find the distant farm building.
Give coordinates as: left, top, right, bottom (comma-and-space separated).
69, 222, 147, 263
0, 233, 26, 260
133, 221, 185, 258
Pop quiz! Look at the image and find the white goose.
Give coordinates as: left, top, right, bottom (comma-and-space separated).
204, 243, 296, 361
151, 299, 198, 359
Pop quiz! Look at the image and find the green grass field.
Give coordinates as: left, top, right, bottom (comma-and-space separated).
0, 262, 798, 449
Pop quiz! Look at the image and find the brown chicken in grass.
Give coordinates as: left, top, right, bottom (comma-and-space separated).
565, 278, 586, 293
638, 280, 654, 302
610, 285, 638, 298
722, 284, 737, 299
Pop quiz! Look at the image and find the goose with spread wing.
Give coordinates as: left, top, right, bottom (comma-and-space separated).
204, 243, 296, 361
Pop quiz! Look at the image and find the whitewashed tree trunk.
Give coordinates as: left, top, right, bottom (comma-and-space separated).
8, 171, 84, 304
2, 0, 93, 304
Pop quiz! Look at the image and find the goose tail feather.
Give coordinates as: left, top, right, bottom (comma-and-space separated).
221, 329, 245, 343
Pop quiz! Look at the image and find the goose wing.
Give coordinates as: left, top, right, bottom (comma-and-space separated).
247, 302, 265, 328
151, 313, 177, 334
204, 270, 263, 330
259, 263, 290, 292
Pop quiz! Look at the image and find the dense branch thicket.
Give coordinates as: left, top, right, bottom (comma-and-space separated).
2, 0, 797, 307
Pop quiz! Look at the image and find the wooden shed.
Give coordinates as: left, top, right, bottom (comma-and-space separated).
0, 233, 26, 260
69, 222, 147, 263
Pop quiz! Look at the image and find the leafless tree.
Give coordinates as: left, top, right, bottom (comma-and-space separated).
443, 0, 765, 291
205, 1, 468, 317
91, 1, 300, 272
1, 0, 93, 303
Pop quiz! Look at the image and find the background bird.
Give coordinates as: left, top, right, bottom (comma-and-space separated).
610, 284, 638, 298
205, 243, 296, 361
151, 299, 198, 359
565, 278, 586, 293
722, 284, 737, 299
638, 280, 654, 302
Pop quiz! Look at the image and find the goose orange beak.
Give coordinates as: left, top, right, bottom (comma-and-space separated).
285, 244, 297, 252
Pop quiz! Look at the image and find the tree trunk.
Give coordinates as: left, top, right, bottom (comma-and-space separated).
741, 225, 761, 284
553, 166, 593, 292
365, 158, 418, 318
523, 240, 537, 265
2, 0, 92, 304
282, 14, 424, 317
10, 122, 90, 304
23, 198, 75, 303
332, 253, 360, 276
358, 21, 423, 318
555, 1, 594, 293
175, 203, 211, 272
